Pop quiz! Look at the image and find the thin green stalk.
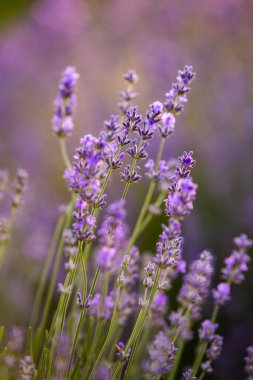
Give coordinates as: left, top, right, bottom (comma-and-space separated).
198, 371, 205, 380
0, 207, 17, 267
31, 214, 65, 328
124, 270, 162, 379
39, 196, 75, 333
87, 287, 121, 380
113, 269, 162, 379
125, 137, 166, 252
191, 305, 220, 378
138, 190, 167, 235
59, 137, 72, 169
66, 268, 100, 378
168, 340, 185, 380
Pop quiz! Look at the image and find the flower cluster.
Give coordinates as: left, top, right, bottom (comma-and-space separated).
1, 65, 253, 380
52, 66, 79, 137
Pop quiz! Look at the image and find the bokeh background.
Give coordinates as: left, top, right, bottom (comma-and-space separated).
0, 0, 253, 378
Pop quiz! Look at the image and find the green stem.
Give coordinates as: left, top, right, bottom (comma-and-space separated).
138, 190, 167, 235
198, 371, 205, 380
39, 196, 75, 333
59, 137, 72, 169
125, 138, 166, 252
66, 267, 100, 378
191, 305, 220, 378
0, 207, 17, 267
113, 268, 162, 379
30, 213, 65, 328
87, 288, 121, 380
168, 340, 185, 380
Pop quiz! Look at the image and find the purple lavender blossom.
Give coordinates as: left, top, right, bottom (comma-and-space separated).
221, 234, 252, 284
201, 334, 223, 373
169, 311, 191, 341
245, 346, 253, 380
118, 292, 137, 326
212, 282, 231, 306
0, 218, 10, 245
178, 251, 214, 319
11, 168, 28, 208
19, 356, 37, 379
182, 368, 196, 380
155, 225, 183, 268
96, 200, 128, 271
120, 164, 141, 183
199, 320, 218, 342
0, 170, 8, 200
89, 292, 115, 320
115, 342, 131, 362
150, 292, 168, 327
143, 261, 156, 288
146, 331, 177, 376
164, 65, 196, 115
52, 66, 79, 138
123, 246, 140, 288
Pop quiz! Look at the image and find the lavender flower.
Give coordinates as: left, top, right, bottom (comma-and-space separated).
198, 320, 218, 342
89, 292, 115, 320
212, 282, 231, 306
182, 368, 196, 380
164, 65, 196, 115
146, 331, 177, 376
0, 170, 8, 200
19, 356, 37, 379
11, 168, 28, 208
222, 233, 252, 284
143, 261, 156, 288
201, 334, 223, 373
178, 251, 214, 319
115, 342, 131, 362
0, 218, 10, 245
150, 292, 168, 327
155, 226, 183, 269
245, 346, 253, 380
96, 200, 128, 271
52, 66, 79, 137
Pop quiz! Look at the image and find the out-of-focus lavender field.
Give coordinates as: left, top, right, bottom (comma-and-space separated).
0, 1, 253, 378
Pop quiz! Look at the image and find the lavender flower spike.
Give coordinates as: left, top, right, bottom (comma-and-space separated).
146, 331, 177, 376
245, 346, 253, 380
52, 66, 79, 138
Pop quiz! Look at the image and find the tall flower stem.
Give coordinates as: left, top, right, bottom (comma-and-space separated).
59, 138, 72, 170
113, 268, 162, 379
38, 195, 76, 334
30, 213, 66, 328
125, 137, 165, 252
191, 305, 220, 379
87, 287, 121, 380
0, 206, 17, 267
66, 268, 100, 378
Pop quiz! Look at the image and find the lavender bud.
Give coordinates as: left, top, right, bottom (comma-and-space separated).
199, 320, 218, 342
245, 346, 253, 380
212, 282, 231, 306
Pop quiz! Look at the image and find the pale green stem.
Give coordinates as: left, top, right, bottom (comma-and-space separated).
87, 287, 121, 380
191, 305, 220, 378
138, 190, 167, 235
59, 137, 72, 170
66, 268, 100, 378
124, 138, 166, 252
39, 196, 75, 333
113, 268, 162, 379
30, 213, 65, 328
0, 206, 17, 267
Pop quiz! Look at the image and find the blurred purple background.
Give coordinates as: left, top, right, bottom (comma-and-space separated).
0, 1, 253, 378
